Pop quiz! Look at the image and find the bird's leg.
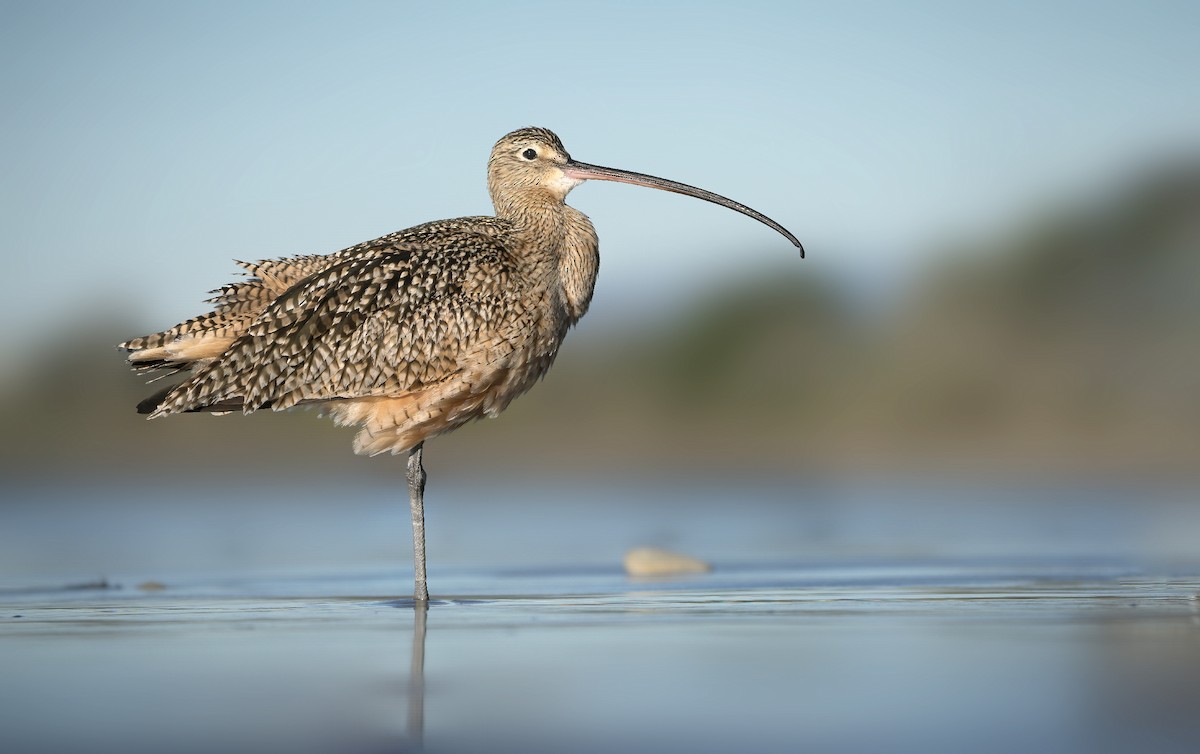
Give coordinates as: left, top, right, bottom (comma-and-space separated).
407, 442, 429, 602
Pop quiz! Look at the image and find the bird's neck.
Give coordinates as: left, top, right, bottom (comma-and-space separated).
494, 189, 571, 245
493, 191, 599, 324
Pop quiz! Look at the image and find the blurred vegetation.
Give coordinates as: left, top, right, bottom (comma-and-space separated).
2, 163, 1197, 480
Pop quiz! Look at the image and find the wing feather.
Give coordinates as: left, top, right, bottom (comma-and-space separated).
151, 223, 530, 417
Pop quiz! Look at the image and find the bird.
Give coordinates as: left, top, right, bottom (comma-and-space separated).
119, 127, 803, 602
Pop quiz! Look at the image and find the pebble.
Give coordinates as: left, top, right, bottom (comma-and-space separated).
623, 547, 711, 577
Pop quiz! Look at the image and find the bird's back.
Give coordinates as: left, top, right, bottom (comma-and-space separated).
122, 215, 571, 455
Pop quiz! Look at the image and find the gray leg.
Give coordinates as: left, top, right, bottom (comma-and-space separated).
407, 442, 429, 602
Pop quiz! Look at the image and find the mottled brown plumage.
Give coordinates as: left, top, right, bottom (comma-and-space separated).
120, 126, 801, 601
124, 129, 600, 456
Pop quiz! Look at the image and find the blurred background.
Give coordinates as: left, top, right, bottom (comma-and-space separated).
1, 0, 1196, 484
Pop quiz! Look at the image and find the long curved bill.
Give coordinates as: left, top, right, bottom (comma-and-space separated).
562, 160, 804, 257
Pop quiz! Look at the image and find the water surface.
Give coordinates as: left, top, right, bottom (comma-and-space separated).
2, 478, 1199, 753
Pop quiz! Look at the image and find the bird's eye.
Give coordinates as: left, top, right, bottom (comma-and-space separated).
521, 148, 537, 160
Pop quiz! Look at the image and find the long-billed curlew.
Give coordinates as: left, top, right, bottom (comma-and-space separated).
120, 127, 802, 602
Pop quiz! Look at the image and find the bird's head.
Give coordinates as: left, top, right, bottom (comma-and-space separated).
487, 126, 804, 254
487, 127, 581, 208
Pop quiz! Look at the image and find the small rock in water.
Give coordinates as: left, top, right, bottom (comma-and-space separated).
623, 547, 711, 577
137, 581, 167, 591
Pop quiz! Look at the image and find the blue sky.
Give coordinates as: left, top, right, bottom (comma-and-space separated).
2, 0, 1197, 363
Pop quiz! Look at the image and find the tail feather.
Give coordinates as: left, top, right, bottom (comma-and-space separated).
137, 384, 266, 416
122, 250, 347, 419
136, 384, 179, 415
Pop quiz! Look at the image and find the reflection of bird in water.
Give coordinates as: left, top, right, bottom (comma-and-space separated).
407, 601, 427, 745
120, 127, 803, 602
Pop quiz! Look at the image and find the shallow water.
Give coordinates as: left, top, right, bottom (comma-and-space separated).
3, 478, 1200, 753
